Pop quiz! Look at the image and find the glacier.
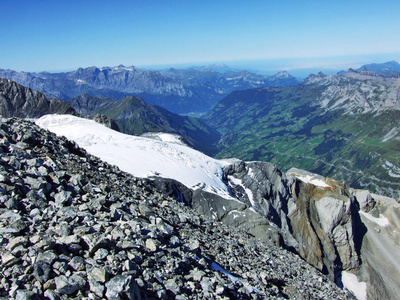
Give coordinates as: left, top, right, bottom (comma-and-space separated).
36, 114, 229, 193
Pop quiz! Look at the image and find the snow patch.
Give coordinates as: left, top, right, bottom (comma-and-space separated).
359, 211, 390, 227
341, 271, 367, 300
382, 160, 400, 178
228, 176, 255, 206
382, 127, 400, 142
247, 167, 257, 180
293, 174, 330, 188
141, 132, 187, 146
36, 114, 229, 191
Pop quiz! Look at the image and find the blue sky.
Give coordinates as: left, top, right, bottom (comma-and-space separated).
1, 0, 400, 75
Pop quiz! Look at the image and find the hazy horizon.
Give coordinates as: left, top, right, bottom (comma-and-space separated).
1, 1, 400, 76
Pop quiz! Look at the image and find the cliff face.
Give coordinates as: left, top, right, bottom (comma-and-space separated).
153, 161, 400, 299
221, 162, 361, 279
0, 78, 76, 118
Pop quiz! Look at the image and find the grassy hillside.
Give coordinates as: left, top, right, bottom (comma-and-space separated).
202, 85, 400, 198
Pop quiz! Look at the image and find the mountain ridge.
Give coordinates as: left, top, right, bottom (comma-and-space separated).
201, 69, 400, 198
0, 78, 76, 118
0, 65, 299, 114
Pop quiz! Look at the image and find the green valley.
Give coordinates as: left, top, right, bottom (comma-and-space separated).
202, 72, 400, 198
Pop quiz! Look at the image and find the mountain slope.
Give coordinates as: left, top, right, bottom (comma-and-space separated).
0, 65, 299, 114
1, 117, 351, 299
66, 94, 220, 155
36, 114, 227, 190
0, 78, 76, 118
35, 114, 400, 299
356, 60, 400, 76
201, 70, 400, 198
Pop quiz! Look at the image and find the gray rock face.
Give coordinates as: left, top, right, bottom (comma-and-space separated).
303, 69, 400, 114
0, 117, 350, 299
93, 113, 120, 131
222, 162, 361, 281
0, 78, 76, 118
150, 160, 363, 288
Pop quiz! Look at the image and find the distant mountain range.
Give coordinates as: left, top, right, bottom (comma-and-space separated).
0, 65, 299, 114
1, 60, 400, 197
356, 60, 400, 76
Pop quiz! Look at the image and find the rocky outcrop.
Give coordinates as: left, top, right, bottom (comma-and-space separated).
0, 117, 349, 299
0, 78, 76, 118
149, 160, 363, 285
93, 114, 120, 131
221, 162, 362, 282
349, 189, 400, 300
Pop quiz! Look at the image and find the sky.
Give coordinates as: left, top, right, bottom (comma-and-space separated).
1, 0, 400, 75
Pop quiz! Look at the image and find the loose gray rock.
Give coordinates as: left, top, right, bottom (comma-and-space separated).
0, 118, 351, 299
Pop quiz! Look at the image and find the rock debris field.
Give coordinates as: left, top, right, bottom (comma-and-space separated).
0, 118, 350, 299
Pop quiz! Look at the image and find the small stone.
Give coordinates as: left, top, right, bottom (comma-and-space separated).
81, 233, 112, 255
188, 239, 200, 252
145, 239, 158, 252
89, 278, 105, 298
94, 248, 108, 260
43, 290, 58, 300
169, 236, 181, 247
55, 274, 86, 295
33, 261, 52, 284
29, 208, 41, 217
54, 190, 72, 206
43, 278, 56, 291
15, 290, 31, 300
88, 267, 107, 283
164, 278, 180, 295
6, 236, 27, 251
10, 219, 27, 233
37, 250, 58, 265
1, 252, 20, 267
62, 234, 81, 245
0, 173, 9, 183
190, 269, 206, 282
68, 256, 85, 271
105, 275, 140, 300
139, 203, 154, 217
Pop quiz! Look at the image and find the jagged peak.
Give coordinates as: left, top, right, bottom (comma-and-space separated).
272, 71, 291, 78
347, 68, 358, 73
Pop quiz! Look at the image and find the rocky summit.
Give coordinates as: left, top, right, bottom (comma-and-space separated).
0, 117, 350, 299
